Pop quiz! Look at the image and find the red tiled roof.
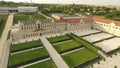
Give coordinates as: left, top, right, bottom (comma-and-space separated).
55, 17, 93, 23
55, 16, 120, 26
92, 17, 120, 26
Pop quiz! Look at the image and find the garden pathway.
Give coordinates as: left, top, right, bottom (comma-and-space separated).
11, 46, 44, 55
0, 14, 14, 68
40, 37, 69, 68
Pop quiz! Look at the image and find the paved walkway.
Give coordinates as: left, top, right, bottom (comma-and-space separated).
0, 14, 14, 68
40, 37, 69, 68
61, 47, 84, 55
18, 58, 50, 68
11, 46, 43, 55
38, 12, 52, 19
53, 39, 73, 45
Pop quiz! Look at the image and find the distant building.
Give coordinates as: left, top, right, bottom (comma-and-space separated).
0, 6, 38, 14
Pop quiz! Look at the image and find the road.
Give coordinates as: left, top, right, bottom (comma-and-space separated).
0, 14, 14, 68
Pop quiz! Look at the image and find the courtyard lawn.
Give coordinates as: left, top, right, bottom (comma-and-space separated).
25, 60, 56, 68
54, 40, 82, 53
0, 15, 8, 38
11, 40, 43, 52
47, 35, 71, 43
63, 48, 99, 68
31, 13, 46, 19
13, 14, 29, 25
8, 48, 49, 67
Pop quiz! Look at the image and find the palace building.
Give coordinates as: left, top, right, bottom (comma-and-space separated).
11, 16, 120, 42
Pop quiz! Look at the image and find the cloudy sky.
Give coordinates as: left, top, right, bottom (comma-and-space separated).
1, 0, 120, 6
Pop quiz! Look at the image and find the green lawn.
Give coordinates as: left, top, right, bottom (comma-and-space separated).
31, 13, 46, 19
69, 33, 98, 53
63, 48, 99, 68
9, 48, 49, 67
54, 40, 82, 53
13, 14, 29, 25
0, 15, 8, 38
11, 40, 43, 52
47, 35, 71, 43
25, 60, 56, 68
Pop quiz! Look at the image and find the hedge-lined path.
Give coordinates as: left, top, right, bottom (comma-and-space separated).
0, 14, 14, 68
53, 39, 73, 45
11, 46, 44, 55
40, 37, 69, 68
18, 58, 50, 68
61, 47, 85, 55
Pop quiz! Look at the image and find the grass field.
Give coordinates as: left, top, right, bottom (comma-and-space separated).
9, 48, 49, 67
13, 14, 29, 25
54, 40, 82, 53
0, 15, 8, 38
47, 35, 71, 43
31, 13, 46, 19
25, 59, 56, 68
63, 48, 99, 68
11, 40, 43, 52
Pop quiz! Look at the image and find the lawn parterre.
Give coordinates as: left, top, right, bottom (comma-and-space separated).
47, 35, 71, 43
25, 59, 56, 68
0, 15, 8, 38
11, 40, 43, 52
63, 48, 99, 68
13, 14, 29, 25
8, 48, 49, 68
54, 40, 83, 53
31, 13, 46, 19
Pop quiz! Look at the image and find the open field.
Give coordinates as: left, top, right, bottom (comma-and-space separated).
54, 40, 82, 53
0, 15, 8, 38
95, 37, 120, 52
47, 35, 71, 43
83, 33, 113, 43
8, 48, 49, 68
11, 40, 42, 52
25, 59, 56, 68
63, 48, 99, 68
13, 14, 29, 25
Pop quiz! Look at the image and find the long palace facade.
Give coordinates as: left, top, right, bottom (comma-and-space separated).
11, 16, 120, 42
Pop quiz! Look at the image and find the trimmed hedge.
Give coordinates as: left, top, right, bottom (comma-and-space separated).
11, 40, 42, 52
47, 35, 71, 44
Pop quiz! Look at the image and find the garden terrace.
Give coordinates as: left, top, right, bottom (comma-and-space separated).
47, 34, 71, 44
73, 29, 101, 37
8, 47, 49, 68
53, 40, 83, 53
11, 40, 43, 52
83, 33, 113, 43
13, 14, 29, 25
63, 48, 99, 68
94, 37, 120, 53
25, 59, 56, 68
0, 15, 8, 38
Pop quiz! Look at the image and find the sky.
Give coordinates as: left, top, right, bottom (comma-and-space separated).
1, 0, 120, 6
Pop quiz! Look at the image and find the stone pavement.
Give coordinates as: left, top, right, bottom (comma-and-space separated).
40, 37, 69, 68
0, 14, 14, 68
